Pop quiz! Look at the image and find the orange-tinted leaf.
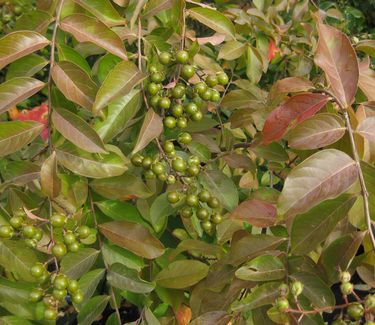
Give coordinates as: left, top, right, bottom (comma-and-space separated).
262, 93, 329, 144
176, 305, 192, 325
41, 151, 61, 198
269, 77, 314, 103
314, 22, 359, 108
230, 199, 276, 228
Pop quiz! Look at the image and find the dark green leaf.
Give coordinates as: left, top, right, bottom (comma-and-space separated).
6, 54, 48, 80
60, 248, 100, 279
77, 295, 110, 325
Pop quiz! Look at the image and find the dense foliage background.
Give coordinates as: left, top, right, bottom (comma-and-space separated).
0, 0, 375, 324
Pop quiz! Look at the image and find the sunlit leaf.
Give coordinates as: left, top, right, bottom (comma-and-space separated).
218, 40, 246, 60
143, 0, 173, 18
6, 54, 48, 80
14, 10, 54, 34
57, 43, 91, 76
41, 151, 61, 198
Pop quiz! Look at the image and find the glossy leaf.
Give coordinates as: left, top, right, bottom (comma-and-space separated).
218, 40, 246, 60
357, 116, 375, 143
60, 248, 100, 280
269, 77, 314, 102
107, 263, 155, 293
230, 199, 276, 228
235, 255, 285, 281
14, 10, 54, 34
101, 242, 144, 271
188, 7, 236, 39
0, 31, 49, 70
262, 93, 330, 144
0, 316, 33, 325
169, 239, 225, 261
358, 57, 375, 101
133, 109, 163, 154
287, 113, 346, 149
51, 61, 98, 110
60, 14, 127, 60
99, 220, 165, 259
0, 121, 44, 157
77, 295, 110, 325
314, 22, 359, 108
74, 0, 126, 26
0, 77, 45, 114
52, 106, 106, 153
246, 45, 263, 84
41, 151, 61, 198
150, 193, 178, 232
6, 54, 48, 80
93, 61, 146, 115
57, 43, 91, 76
143, 0, 173, 18
56, 142, 127, 178
155, 260, 209, 289
96, 200, 145, 226
291, 194, 357, 255
278, 149, 358, 218
78, 268, 105, 303
200, 170, 239, 211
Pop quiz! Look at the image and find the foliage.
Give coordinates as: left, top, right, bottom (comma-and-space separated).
0, 0, 375, 324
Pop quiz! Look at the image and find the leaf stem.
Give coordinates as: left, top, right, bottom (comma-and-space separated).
89, 190, 122, 325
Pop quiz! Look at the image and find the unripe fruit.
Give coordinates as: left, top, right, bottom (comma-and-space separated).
147, 82, 159, 95
144, 170, 156, 179
365, 294, 375, 311
30, 263, 45, 278
77, 225, 91, 239
172, 228, 189, 240
69, 242, 80, 252
29, 288, 44, 302
54, 274, 68, 290
172, 85, 185, 99
166, 175, 176, 185
212, 213, 223, 224
44, 308, 57, 320
50, 213, 66, 228
291, 281, 303, 297
63, 231, 76, 245
152, 162, 165, 175
164, 116, 177, 129
340, 271, 351, 283
194, 82, 207, 95
217, 72, 229, 85
167, 191, 180, 204
0, 225, 13, 238
53, 289, 67, 301
172, 104, 184, 117
275, 297, 290, 312
177, 117, 188, 129
199, 190, 211, 203
131, 154, 144, 166
201, 220, 213, 232
278, 283, 289, 296
159, 52, 172, 65
151, 72, 164, 83
211, 89, 221, 102
188, 155, 200, 166
172, 158, 187, 172
176, 50, 189, 64
25, 238, 37, 248
186, 194, 199, 207
185, 102, 198, 115
206, 75, 218, 87
365, 322, 375, 325
187, 165, 200, 176
9, 216, 23, 229
331, 320, 346, 325
178, 132, 192, 145
340, 282, 353, 295
68, 280, 79, 293
181, 65, 195, 79
347, 303, 364, 320
142, 157, 153, 169
208, 197, 220, 208
72, 290, 84, 304
52, 243, 67, 258
150, 95, 161, 107
201, 89, 213, 101
22, 225, 36, 238
164, 141, 174, 153
159, 97, 171, 109
180, 207, 193, 218
149, 65, 158, 73
191, 111, 203, 121
33, 228, 43, 241
197, 208, 210, 220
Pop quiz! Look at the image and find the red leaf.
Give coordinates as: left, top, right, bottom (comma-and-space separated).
262, 93, 329, 144
267, 40, 280, 62
230, 199, 277, 228
176, 305, 192, 325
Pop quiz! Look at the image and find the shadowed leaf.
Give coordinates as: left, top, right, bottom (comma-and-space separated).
60, 248, 100, 280
41, 151, 61, 198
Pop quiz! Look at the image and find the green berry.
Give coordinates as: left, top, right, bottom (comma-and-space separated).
291, 281, 303, 297
22, 225, 36, 239
180, 207, 193, 218
365, 294, 375, 311
158, 173, 167, 182
191, 111, 203, 121
206, 75, 218, 87
33, 228, 43, 241
172, 85, 185, 99
167, 191, 180, 204
178, 132, 192, 145
149, 65, 158, 73
365, 322, 375, 325
63, 231, 76, 245
166, 175, 176, 184
50, 213, 66, 228
159, 52, 172, 65
188, 155, 200, 166
144, 170, 156, 179
147, 82, 159, 95
186, 194, 199, 207
164, 141, 174, 153
151, 72, 164, 83
131, 154, 144, 166
187, 165, 200, 176
54, 274, 68, 290
172, 104, 184, 117
211, 89, 221, 102
68, 280, 79, 293
340, 271, 351, 283
142, 156, 153, 169
275, 297, 290, 312
201, 88, 212, 101
194, 82, 207, 95
197, 208, 209, 220
347, 303, 364, 320
172, 158, 187, 172
181, 65, 195, 79
25, 238, 37, 248
30, 263, 45, 278
152, 162, 165, 175
217, 72, 229, 85
52, 243, 67, 258
77, 225, 90, 239
159, 97, 171, 109
199, 190, 211, 202
69, 242, 80, 252
340, 282, 353, 295
164, 116, 177, 129
150, 95, 161, 107
9, 216, 23, 229
72, 290, 84, 304
176, 50, 189, 64
212, 213, 223, 224
44, 308, 57, 320
0, 225, 13, 238
29, 288, 44, 302
177, 117, 188, 128
185, 102, 198, 115
52, 288, 67, 301
208, 197, 220, 208
201, 220, 213, 232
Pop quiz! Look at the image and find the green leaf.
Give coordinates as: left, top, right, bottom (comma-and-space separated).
318, 232, 365, 284
60, 14, 127, 60
290, 272, 335, 308
188, 7, 236, 39
235, 255, 285, 281
291, 194, 357, 255
14, 10, 54, 34
6, 54, 48, 80
107, 263, 155, 293
187, 141, 211, 162
57, 43, 91, 76
232, 282, 280, 312
96, 200, 144, 224
278, 149, 357, 218
150, 193, 178, 233
41, 151, 61, 198
169, 239, 225, 261
221, 90, 259, 110
143, 0, 173, 18
75, 0, 126, 26
155, 260, 209, 289
78, 268, 106, 303
356, 40, 375, 57
77, 295, 110, 325
0, 316, 33, 325
60, 248, 100, 279
52, 107, 106, 153
0, 31, 49, 70
94, 90, 142, 142
0, 240, 40, 282
90, 173, 153, 200
218, 40, 246, 60
287, 113, 346, 150
200, 170, 239, 211
0, 121, 44, 157
56, 142, 127, 178
102, 242, 144, 271
51, 61, 98, 111
0, 77, 45, 114
99, 220, 165, 259
94, 53, 122, 84
0, 161, 40, 192
93, 60, 146, 116
246, 45, 263, 84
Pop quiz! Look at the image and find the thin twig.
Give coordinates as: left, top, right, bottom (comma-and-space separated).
286, 300, 363, 315
89, 190, 122, 325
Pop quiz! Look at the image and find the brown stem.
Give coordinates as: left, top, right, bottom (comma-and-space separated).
286, 300, 363, 315
89, 190, 122, 325
342, 110, 375, 250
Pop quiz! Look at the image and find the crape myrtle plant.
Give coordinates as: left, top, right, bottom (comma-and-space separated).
1, 0, 375, 324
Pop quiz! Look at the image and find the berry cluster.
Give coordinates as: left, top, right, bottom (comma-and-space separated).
146, 49, 229, 130
0, 2, 22, 31
29, 263, 83, 320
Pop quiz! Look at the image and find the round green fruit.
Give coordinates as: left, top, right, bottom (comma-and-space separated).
176, 50, 189, 64
52, 289, 67, 301
181, 65, 195, 79
0, 225, 13, 238
164, 141, 174, 153
194, 82, 207, 95
152, 162, 165, 175
77, 225, 91, 239
144, 170, 156, 179
150, 95, 161, 107
347, 303, 364, 320
72, 290, 84, 304
166, 175, 176, 185
164, 116, 176, 129
68, 280, 79, 293
275, 297, 290, 312
185, 102, 198, 115
208, 197, 220, 208
52, 243, 67, 258
33, 228, 43, 241
178, 132, 192, 145
131, 154, 144, 166
212, 213, 223, 224
69, 242, 80, 252
159, 97, 171, 109
199, 190, 211, 203
54, 274, 68, 290
177, 117, 188, 129
22, 225, 36, 239
206, 75, 218, 87
365, 294, 375, 311
340, 282, 354, 295
25, 238, 37, 248
147, 82, 159, 95
186, 194, 199, 207
63, 231, 76, 245
44, 308, 57, 320
191, 111, 203, 121
211, 89, 221, 102
142, 156, 153, 169
9, 216, 24, 229
340, 271, 351, 283
151, 72, 164, 83
167, 191, 180, 204
172, 104, 184, 117
172, 85, 185, 99
29, 288, 44, 302
201, 220, 213, 232
159, 51, 172, 65
180, 207, 193, 218
188, 155, 200, 166
50, 213, 66, 228
197, 208, 210, 220
172, 158, 187, 172
30, 263, 45, 278
217, 72, 229, 85
187, 165, 200, 176
201, 89, 213, 101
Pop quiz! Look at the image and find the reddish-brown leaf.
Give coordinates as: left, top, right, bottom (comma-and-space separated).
358, 57, 375, 102
230, 199, 277, 228
314, 22, 359, 108
269, 77, 314, 103
176, 305, 192, 325
262, 93, 329, 144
